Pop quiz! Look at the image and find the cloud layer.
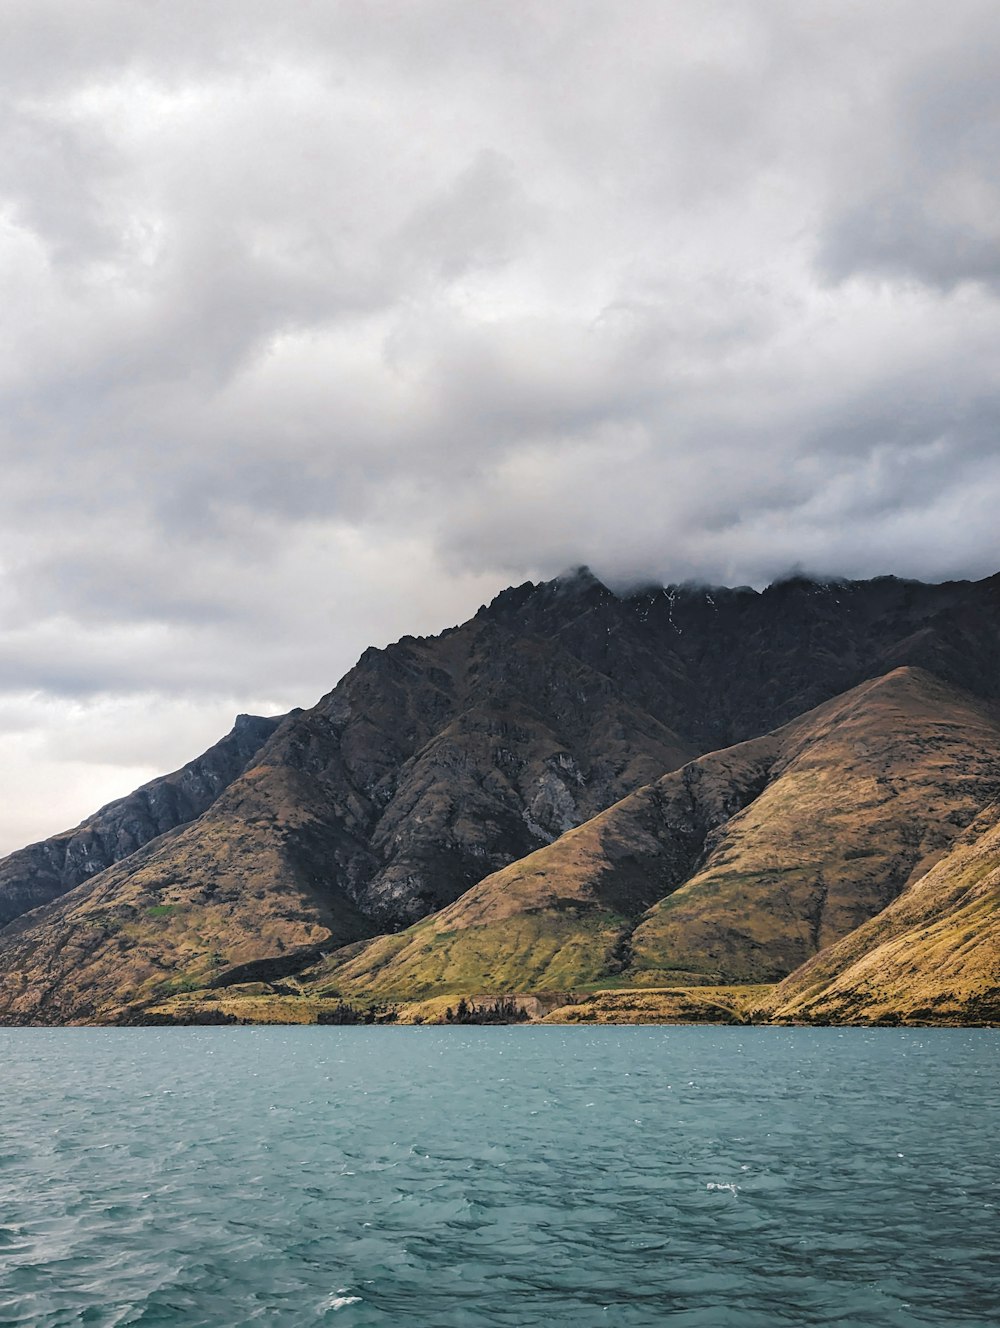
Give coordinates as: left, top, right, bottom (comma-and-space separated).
2, 1, 999, 848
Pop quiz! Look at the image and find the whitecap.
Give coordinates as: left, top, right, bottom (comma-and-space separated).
318, 1289, 362, 1312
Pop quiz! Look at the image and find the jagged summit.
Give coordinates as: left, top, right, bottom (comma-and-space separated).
483, 566, 969, 626
480, 564, 613, 621
551, 563, 608, 590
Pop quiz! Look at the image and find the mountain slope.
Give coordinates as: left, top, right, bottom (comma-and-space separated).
0, 713, 283, 929
8, 565, 1000, 938
0, 758, 378, 1025
625, 669, 1000, 984
310, 668, 1000, 998
304, 738, 777, 997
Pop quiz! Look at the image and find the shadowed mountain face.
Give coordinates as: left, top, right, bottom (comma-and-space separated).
0, 713, 284, 930
2, 568, 1000, 1024
486, 568, 1000, 751
309, 669, 1000, 998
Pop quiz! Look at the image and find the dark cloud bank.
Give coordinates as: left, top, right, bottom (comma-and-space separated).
1, 0, 999, 849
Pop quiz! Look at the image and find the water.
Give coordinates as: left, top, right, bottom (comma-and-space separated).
0, 1027, 997, 1327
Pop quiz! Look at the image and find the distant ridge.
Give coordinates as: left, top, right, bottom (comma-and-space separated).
0, 713, 284, 929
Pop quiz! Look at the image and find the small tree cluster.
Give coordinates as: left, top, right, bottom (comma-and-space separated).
316, 1000, 398, 1025
443, 996, 529, 1025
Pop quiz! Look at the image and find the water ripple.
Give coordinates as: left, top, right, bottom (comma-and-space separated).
0, 1027, 997, 1327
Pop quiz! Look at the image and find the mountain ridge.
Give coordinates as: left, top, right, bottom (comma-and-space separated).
0, 712, 285, 930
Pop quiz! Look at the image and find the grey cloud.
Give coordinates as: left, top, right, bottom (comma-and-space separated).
398, 150, 535, 281
2, 0, 1000, 850
818, 19, 1000, 289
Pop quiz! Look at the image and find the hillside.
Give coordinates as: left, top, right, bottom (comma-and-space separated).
0, 713, 283, 929
307, 668, 1000, 1000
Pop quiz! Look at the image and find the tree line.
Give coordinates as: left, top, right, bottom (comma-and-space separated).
316, 1000, 398, 1024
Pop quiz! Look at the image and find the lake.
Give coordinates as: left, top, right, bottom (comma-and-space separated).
1, 1026, 996, 1326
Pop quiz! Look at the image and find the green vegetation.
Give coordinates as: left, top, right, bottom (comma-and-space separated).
444, 996, 530, 1024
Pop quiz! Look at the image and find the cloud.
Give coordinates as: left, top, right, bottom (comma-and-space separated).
1, 0, 1000, 848
818, 22, 1000, 290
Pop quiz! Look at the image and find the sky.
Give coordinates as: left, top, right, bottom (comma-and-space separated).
2, 0, 999, 852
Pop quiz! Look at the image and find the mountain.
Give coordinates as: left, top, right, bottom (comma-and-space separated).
1, 567, 999, 1024
305, 668, 1000, 999
0, 765, 376, 1025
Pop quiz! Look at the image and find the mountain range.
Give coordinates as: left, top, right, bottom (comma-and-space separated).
1, 566, 998, 1025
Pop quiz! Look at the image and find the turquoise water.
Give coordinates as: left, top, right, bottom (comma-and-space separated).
0, 1027, 997, 1327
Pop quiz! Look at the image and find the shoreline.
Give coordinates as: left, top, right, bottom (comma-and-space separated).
3, 981, 994, 1028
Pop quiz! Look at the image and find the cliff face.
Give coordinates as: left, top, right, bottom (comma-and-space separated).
2, 567, 1000, 1024
0, 713, 284, 929
483, 568, 1000, 749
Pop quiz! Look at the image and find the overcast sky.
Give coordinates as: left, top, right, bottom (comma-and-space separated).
2, 0, 999, 852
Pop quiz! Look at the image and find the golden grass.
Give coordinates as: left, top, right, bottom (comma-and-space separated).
763, 803, 1000, 1024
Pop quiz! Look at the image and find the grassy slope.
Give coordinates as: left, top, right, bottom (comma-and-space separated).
538, 985, 771, 1025
627, 667, 1000, 983
142, 983, 772, 1026
7, 668, 999, 1025
302, 738, 779, 998
762, 803, 1000, 1023
310, 667, 1000, 1001
0, 763, 373, 1024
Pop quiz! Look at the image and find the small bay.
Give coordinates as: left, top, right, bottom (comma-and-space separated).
0, 1026, 996, 1327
